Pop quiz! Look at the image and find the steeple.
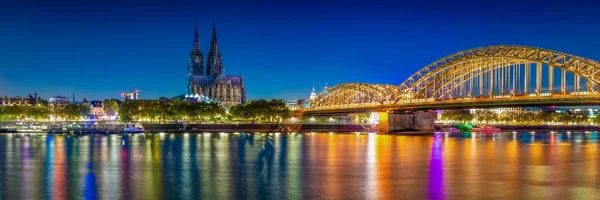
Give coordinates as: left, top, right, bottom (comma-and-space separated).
206, 22, 223, 76
193, 21, 200, 51
188, 22, 204, 75
323, 83, 328, 91
188, 21, 204, 93
210, 23, 219, 52
310, 84, 317, 100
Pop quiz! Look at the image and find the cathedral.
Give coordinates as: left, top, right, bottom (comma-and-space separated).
182, 23, 246, 106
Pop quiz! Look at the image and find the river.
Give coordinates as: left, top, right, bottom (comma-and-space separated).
0, 132, 599, 199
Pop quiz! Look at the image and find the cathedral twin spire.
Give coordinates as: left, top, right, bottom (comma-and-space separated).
189, 22, 222, 77
188, 21, 204, 76
206, 23, 223, 76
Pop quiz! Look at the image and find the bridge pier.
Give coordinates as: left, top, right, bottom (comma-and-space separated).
378, 111, 435, 134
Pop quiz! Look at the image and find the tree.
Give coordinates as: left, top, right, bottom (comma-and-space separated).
550, 112, 561, 124
356, 113, 370, 124
475, 110, 497, 124
25, 106, 50, 121
103, 99, 119, 117
119, 100, 143, 121
499, 112, 513, 124
227, 99, 290, 122
573, 112, 589, 125
594, 114, 600, 125
56, 104, 90, 121
439, 110, 473, 123
558, 112, 572, 125
536, 112, 553, 124
117, 99, 227, 123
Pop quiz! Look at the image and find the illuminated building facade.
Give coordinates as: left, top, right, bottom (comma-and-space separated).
121, 90, 139, 101
184, 23, 246, 106
287, 84, 328, 109
49, 96, 70, 106
0, 93, 40, 106
89, 100, 105, 118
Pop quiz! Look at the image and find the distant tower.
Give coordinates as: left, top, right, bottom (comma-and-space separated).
121, 89, 139, 102
206, 23, 223, 76
310, 84, 317, 100
323, 83, 328, 91
188, 21, 204, 93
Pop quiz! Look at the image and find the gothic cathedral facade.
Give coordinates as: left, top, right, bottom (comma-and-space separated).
185, 23, 246, 106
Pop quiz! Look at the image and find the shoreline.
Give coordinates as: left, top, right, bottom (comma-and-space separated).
1, 122, 599, 134
437, 124, 599, 132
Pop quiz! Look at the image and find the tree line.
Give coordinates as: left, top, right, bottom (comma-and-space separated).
0, 104, 90, 122
119, 99, 290, 123
440, 109, 597, 125
228, 99, 290, 122
118, 100, 225, 122
0, 98, 291, 123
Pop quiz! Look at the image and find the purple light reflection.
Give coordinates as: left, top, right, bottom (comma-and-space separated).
428, 134, 447, 200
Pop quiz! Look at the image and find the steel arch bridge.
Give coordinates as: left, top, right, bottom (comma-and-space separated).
307, 45, 600, 113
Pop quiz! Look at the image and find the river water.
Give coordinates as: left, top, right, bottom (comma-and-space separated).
0, 132, 599, 199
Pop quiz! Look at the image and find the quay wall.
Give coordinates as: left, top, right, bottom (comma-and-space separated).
143, 123, 284, 133
498, 125, 599, 131
437, 124, 600, 132
142, 123, 371, 133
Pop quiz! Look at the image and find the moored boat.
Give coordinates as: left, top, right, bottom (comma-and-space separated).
16, 124, 49, 133
0, 128, 17, 133
0, 123, 48, 133
441, 127, 460, 133
122, 124, 144, 133
472, 125, 501, 133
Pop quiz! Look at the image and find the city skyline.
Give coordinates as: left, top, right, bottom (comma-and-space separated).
2, 1, 600, 101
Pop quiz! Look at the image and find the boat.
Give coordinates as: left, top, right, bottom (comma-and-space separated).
2, 124, 49, 133
441, 127, 460, 133
472, 125, 501, 133
122, 124, 144, 133
0, 128, 17, 133
17, 128, 47, 133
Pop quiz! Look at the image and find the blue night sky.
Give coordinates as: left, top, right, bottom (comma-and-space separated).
1, 0, 600, 101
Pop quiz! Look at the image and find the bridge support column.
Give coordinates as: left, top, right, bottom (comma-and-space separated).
378, 111, 435, 134
378, 112, 389, 133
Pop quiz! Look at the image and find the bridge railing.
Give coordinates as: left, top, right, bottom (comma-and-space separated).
306, 92, 600, 111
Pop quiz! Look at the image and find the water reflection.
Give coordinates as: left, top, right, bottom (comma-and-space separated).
428, 134, 446, 200
84, 162, 97, 200
1, 132, 600, 199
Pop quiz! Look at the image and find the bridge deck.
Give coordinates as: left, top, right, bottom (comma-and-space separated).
303, 94, 600, 114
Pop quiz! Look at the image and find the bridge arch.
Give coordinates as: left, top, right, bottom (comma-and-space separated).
310, 83, 400, 108
398, 45, 600, 100
309, 45, 600, 110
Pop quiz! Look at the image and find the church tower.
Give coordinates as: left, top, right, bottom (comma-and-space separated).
188, 22, 204, 93
206, 23, 223, 76
310, 84, 317, 100
184, 22, 246, 106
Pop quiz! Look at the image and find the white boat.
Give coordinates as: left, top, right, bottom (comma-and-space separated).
472, 125, 501, 133
122, 124, 144, 133
441, 127, 460, 133
16, 124, 49, 133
